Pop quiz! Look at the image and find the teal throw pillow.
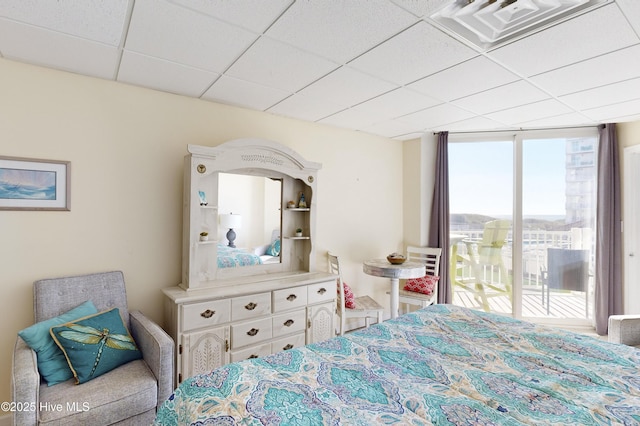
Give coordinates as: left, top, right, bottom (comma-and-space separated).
50, 308, 142, 384
266, 239, 281, 256
18, 300, 98, 386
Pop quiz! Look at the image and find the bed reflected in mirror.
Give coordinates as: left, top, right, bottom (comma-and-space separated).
217, 173, 282, 268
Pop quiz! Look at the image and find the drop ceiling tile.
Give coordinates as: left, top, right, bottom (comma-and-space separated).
361, 119, 424, 139
351, 88, 442, 122
125, 0, 257, 73
616, 0, 640, 36
118, 51, 218, 97
349, 21, 477, 85
391, 0, 450, 18
530, 45, 640, 96
517, 112, 598, 128
452, 80, 549, 114
267, 92, 345, 122
202, 75, 290, 110
399, 103, 476, 128
0, 0, 129, 45
226, 37, 339, 93
265, 0, 417, 63
165, 0, 293, 32
489, 4, 639, 76
559, 77, 640, 111
581, 98, 640, 122
438, 116, 511, 132
318, 108, 379, 130
297, 67, 397, 108
408, 56, 520, 102
486, 99, 573, 125
0, 18, 120, 79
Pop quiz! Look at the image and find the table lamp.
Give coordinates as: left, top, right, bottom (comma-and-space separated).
219, 213, 242, 248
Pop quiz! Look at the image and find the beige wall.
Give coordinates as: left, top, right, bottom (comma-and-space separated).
0, 58, 406, 404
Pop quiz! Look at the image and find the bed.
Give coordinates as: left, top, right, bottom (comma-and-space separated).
154, 304, 640, 425
217, 244, 263, 268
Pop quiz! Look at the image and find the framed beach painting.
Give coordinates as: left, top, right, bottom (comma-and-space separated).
0, 156, 70, 211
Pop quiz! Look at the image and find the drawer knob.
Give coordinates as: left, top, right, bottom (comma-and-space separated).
283, 344, 294, 350
317, 288, 327, 295
247, 328, 259, 336
284, 319, 294, 327
200, 309, 215, 318
248, 354, 259, 359
245, 302, 257, 311
286, 294, 297, 301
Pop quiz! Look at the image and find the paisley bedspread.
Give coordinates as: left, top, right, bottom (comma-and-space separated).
217, 244, 262, 268
154, 304, 640, 425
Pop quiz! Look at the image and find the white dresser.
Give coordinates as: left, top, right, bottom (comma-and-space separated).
164, 270, 336, 384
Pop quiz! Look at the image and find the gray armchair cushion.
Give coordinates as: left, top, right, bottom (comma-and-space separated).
608, 314, 640, 347
12, 271, 174, 426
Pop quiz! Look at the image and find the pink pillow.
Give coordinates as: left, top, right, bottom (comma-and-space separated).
403, 275, 439, 295
337, 280, 356, 309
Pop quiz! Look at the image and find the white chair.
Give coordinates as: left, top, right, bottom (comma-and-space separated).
394, 246, 442, 314
608, 315, 640, 347
328, 252, 384, 336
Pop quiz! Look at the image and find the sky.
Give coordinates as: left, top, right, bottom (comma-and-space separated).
449, 139, 568, 217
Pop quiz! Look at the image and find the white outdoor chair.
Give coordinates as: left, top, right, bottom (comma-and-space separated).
328, 252, 384, 336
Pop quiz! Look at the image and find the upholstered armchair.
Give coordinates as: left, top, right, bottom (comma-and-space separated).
608, 315, 640, 347
12, 271, 174, 425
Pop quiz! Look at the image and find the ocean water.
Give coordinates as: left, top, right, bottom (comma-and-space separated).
0, 182, 55, 200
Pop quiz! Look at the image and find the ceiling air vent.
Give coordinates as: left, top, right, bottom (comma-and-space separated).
429, 0, 612, 51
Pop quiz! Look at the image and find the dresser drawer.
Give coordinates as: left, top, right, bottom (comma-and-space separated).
273, 287, 307, 312
272, 309, 306, 338
271, 333, 306, 354
308, 281, 335, 304
230, 342, 271, 363
231, 318, 273, 349
181, 299, 231, 332
231, 292, 271, 321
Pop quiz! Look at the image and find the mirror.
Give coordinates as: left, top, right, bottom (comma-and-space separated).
217, 173, 282, 267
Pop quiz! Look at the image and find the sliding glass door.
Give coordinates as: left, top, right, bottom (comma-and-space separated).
449, 129, 598, 326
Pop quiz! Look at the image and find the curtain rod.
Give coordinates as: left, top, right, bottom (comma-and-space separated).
433, 124, 601, 135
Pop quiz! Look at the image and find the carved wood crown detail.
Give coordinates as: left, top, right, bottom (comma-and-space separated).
240, 154, 285, 166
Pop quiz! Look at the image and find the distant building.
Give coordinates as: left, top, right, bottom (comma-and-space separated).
565, 137, 597, 229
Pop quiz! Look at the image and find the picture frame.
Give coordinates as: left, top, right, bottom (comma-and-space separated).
0, 156, 71, 211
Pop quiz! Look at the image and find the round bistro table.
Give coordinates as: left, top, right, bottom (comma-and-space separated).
363, 259, 426, 319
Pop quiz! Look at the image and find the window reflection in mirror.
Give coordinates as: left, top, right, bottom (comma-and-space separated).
218, 173, 282, 265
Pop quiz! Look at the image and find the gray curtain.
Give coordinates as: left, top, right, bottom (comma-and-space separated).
428, 132, 451, 304
595, 123, 623, 335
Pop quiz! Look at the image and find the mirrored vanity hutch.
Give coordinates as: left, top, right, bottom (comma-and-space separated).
163, 139, 336, 384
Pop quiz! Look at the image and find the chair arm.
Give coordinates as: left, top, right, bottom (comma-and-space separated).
12, 337, 39, 426
608, 315, 640, 347
129, 310, 175, 410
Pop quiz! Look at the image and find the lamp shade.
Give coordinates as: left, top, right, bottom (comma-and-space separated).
219, 213, 242, 229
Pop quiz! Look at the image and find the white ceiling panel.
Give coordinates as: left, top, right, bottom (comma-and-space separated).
118, 51, 218, 97
265, 0, 416, 63
267, 92, 345, 123
202, 75, 290, 111
530, 44, 640, 96
452, 81, 549, 115
489, 4, 639, 77
225, 37, 339, 93
408, 56, 520, 102
349, 22, 477, 85
165, 0, 293, 33
399, 103, 476, 128
0, 18, 120, 79
125, 0, 257, 73
486, 99, 574, 125
296, 67, 397, 108
2, 0, 640, 139
0, 0, 129, 46
560, 77, 640, 111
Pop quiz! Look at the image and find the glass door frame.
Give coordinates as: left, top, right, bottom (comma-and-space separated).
449, 127, 599, 328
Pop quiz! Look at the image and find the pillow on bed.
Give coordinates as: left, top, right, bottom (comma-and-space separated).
266, 239, 281, 256
403, 275, 439, 295
337, 280, 356, 309
18, 300, 98, 386
50, 308, 142, 384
